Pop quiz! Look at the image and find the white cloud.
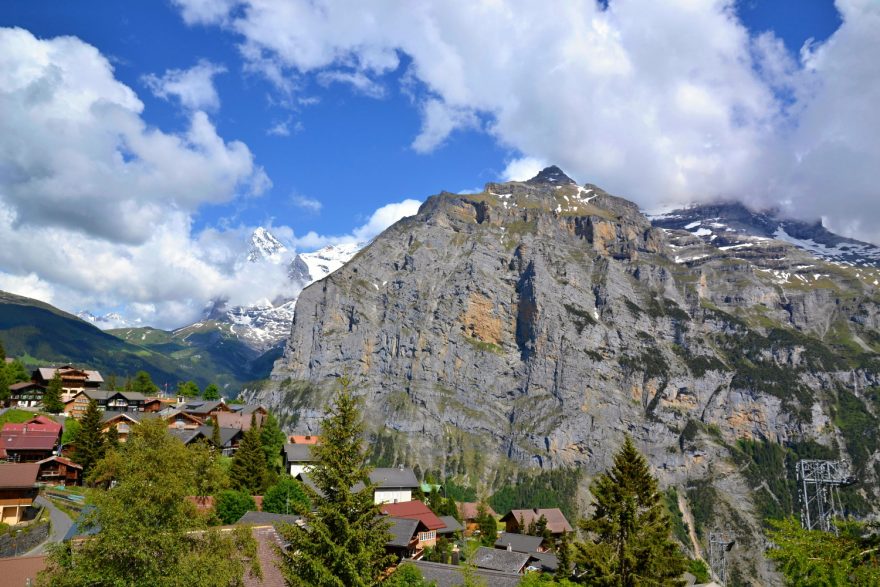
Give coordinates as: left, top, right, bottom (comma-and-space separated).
293, 199, 422, 249
502, 157, 549, 182
291, 194, 322, 213
143, 59, 227, 111
173, 0, 880, 244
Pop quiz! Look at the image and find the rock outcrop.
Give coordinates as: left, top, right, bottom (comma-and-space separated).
252, 167, 880, 584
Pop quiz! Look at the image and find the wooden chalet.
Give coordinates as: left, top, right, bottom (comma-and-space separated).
33, 365, 103, 402
457, 501, 498, 536
0, 463, 39, 525
500, 508, 573, 537
380, 500, 446, 552
36, 455, 83, 486
64, 389, 149, 418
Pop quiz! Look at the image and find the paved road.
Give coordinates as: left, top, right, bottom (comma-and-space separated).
24, 495, 74, 555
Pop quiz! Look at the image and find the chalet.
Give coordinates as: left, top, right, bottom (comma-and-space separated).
283, 443, 316, 477
229, 404, 268, 417
0, 463, 40, 525
33, 365, 103, 402
380, 500, 445, 551
411, 560, 523, 587
214, 410, 266, 431
160, 408, 205, 430
36, 455, 83, 486
436, 515, 464, 537
100, 411, 149, 442
7, 381, 42, 407
457, 501, 498, 536
181, 400, 231, 421
64, 389, 150, 418
386, 516, 421, 559
2, 415, 62, 440
0, 429, 58, 462
500, 508, 573, 537
169, 427, 209, 445
369, 467, 420, 504
472, 546, 530, 574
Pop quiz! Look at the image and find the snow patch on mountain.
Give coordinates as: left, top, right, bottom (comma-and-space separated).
77, 310, 140, 329
247, 227, 288, 263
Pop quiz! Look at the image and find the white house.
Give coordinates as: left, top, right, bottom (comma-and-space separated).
283, 443, 316, 477
369, 468, 420, 505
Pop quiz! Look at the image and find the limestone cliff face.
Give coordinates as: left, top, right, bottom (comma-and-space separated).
252, 167, 880, 584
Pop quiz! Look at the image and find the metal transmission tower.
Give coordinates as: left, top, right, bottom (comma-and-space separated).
796, 459, 857, 533
708, 531, 735, 585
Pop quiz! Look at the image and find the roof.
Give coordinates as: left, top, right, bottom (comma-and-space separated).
1, 433, 58, 451
38, 366, 103, 384
437, 515, 464, 534
243, 525, 287, 587
8, 381, 39, 392
236, 510, 301, 528
168, 428, 208, 445
494, 532, 543, 553
182, 400, 226, 415
380, 500, 445, 530
84, 390, 146, 402
501, 508, 573, 534
229, 404, 266, 415
2, 422, 61, 436
385, 516, 420, 547
0, 463, 40, 488
37, 455, 83, 470
369, 467, 419, 489
197, 425, 242, 446
411, 560, 522, 587
471, 546, 530, 574
100, 411, 147, 424
0, 554, 47, 586
458, 501, 497, 520
215, 411, 264, 430
289, 435, 319, 444
284, 443, 316, 463
528, 552, 559, 572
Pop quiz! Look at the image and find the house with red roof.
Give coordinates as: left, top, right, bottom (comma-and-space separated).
380, 500, 446, 552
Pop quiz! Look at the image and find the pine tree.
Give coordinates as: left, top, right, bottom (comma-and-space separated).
276, 376, 394, 586
211, 419, 222, 450
556, 531, 573, 580
0, 338, 5, 362
42, 371, 65, 413
105, 425, 120, 451
76, 399, 106, 479
477, 501, 498, 546
260, 411, 286, 474
0, 365, 8, 405
573, 436, 687, 586
229, 417, 267, 494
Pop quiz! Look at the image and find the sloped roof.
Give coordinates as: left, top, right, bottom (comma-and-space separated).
386, 516, 420, 547
1, 433, 57, 451
437, 515, 463, 534
500, 508, 572, 534
243, 526, 287, 587
0, 463, 40, 488
236, 511, 301, 528
471, 546, 530, 573
196, 425, 242, 447
380, 500, 445, 530
182, 400, 225, 415
168, 428, 208, 445
100, 411, 148, 424
458, 501, 497, 520
0, 554, 47, 586
411, 560, 522, 587
284, 443, 315, 463
494, 532, 543, 553
8, 381, 39, 392
36, 455, 82, 470
369, 467, 419, 489
528, 551, 559, 572
38, 367, 103, 383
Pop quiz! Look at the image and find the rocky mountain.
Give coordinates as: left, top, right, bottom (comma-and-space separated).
649, 201, 880, 268
247, 226, 288, 263
250, 166, 880, 585
76, 310, 137, 330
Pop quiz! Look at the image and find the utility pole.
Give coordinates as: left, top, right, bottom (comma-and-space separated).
709, 531, 735, 585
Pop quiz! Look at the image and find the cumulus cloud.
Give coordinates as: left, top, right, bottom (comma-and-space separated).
0, 27, 277, 328
143, 59, 227, 111
172, 0, 880, 243
291, 194, 322, 213
293, 199, 422, 249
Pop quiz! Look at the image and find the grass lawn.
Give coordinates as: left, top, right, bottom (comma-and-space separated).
0, 408, 40, 426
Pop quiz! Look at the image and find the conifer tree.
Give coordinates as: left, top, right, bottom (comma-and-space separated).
229, 416, 267, 494
203, 383, 220, 400
42, 372, 65, 413
276, 377, 393, 586
477, 501, 498, 546
556, 531, 573, 580
211, 419, 222, 450
572, 436, 687, 586
0, 338, 4, 362
259, 411, 286, 474
105, 425, 120, 451
0, 366, 8, 405
75, 399, 106, 479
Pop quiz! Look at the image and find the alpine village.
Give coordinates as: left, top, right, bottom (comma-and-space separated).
0, 0, 880, 587
0, 166, 877, 587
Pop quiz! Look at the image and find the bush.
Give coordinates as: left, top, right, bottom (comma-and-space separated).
262, 477, 310, 515
215, 490, 256, 525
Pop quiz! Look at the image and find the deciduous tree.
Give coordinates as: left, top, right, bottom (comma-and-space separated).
276, 377, 393, 586
262, 476, 310, 515
216, 490, 257, 525
572, 436, 687, 586
39, 419, 258, 587
131, 370, 158, 395
202, 383, 220, 400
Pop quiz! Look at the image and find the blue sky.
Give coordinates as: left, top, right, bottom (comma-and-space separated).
1, 0, 876, 327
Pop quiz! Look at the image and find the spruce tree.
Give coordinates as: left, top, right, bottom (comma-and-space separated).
43, 371, 65, 413
260, 411, 286, 474
276, 377, 393, 586
76, 399, 106, 479
573, 436, 687, 586
0, 366, 8, 405
556, 531, 573, 580
229, 417, 267, 494
211, 419, 222, 450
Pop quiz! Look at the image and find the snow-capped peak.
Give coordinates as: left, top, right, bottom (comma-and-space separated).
247, 227, 288, 263
296, 242, 365, 283
77, 310, 138, 329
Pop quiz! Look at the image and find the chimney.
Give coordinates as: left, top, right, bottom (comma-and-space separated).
506, 543, 512, 552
